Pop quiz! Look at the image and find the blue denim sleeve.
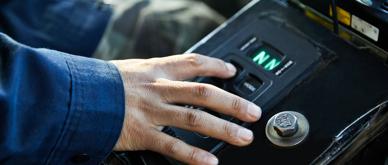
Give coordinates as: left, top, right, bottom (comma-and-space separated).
0, 0, 112, 56
0, 33, 124, 164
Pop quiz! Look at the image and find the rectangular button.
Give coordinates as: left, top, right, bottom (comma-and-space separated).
237, 75, 262, 95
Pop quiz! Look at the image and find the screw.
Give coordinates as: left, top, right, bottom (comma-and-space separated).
273, 112, 299, 137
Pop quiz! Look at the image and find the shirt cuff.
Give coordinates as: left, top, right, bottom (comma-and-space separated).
47, 54, 125, 164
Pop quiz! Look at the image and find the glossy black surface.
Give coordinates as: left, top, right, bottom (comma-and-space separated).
114, 1, 388, 164
184, 0, 388, 164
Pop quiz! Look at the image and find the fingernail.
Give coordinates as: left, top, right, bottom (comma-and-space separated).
225, 63, 236, 74
237, 128, 253, 142
204, 154, 219, 165
247, 103, 262, 120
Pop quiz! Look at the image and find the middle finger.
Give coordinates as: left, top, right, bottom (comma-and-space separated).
156, 80, 262, 122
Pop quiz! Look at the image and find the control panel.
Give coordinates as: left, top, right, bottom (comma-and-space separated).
106, 0, 388, 164
165, 15, 322, 154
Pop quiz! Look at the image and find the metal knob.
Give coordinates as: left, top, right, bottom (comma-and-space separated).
273, 112, 298, 137
357, 0, 373, 6
265, 111, 309, 147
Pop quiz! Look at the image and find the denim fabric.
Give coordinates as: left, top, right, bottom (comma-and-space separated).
0, 33, 124, 164
0, 0, 112, 56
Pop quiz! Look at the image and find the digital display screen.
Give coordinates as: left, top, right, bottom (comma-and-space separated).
249, 45, 285, 72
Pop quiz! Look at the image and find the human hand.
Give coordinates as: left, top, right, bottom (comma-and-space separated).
110, 54, 261, 165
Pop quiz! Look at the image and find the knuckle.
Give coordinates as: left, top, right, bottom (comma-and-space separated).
188, 148, 202, 162
138, 100, 152, 112
185, 111, 202, 128
164, 140, 182, 155
231, 98, 243, 115
142, 82, 156, 91
223, 122, 238, 139
186, 54, 204, 67
215, 59, 227, 70
192, 84, 212, 99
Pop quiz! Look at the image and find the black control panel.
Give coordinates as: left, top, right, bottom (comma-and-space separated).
106, 0, 388, 164
166, 11, 322, 154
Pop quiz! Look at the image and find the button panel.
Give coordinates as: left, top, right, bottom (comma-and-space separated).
168, 16, 321, 154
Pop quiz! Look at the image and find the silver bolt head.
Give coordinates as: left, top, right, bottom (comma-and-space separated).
273, 112, 298, 137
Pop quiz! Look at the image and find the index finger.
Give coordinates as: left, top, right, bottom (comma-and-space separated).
157, 54, 237, 80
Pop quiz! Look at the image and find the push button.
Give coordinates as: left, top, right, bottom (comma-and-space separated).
229, 60, 243, 76
237, 75, 262, 95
